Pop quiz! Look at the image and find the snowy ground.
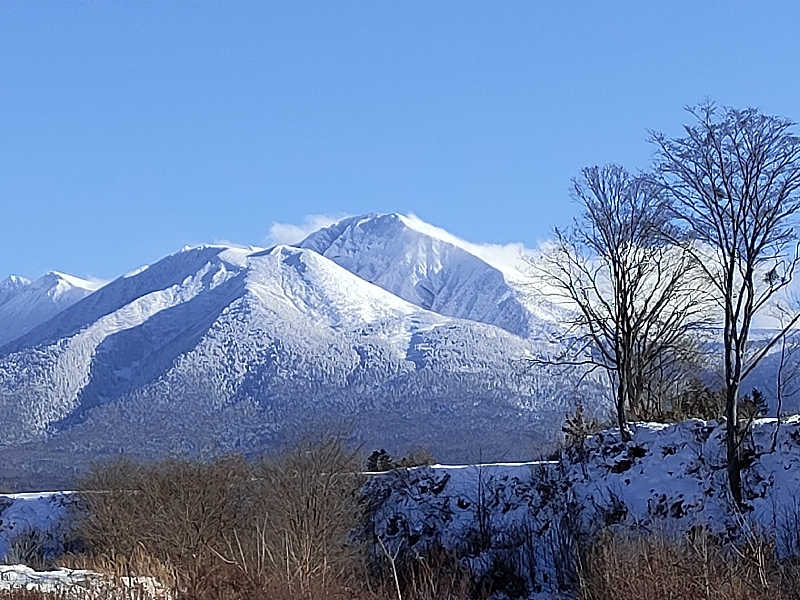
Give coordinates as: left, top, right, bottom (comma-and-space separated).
0, 564, 167, 598
0, 492, 73, 560
364, 417, 800, 597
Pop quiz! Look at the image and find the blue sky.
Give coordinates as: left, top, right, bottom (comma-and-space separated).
2, 1, 799, 280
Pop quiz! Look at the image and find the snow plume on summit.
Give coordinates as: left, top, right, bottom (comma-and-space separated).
299, 213, 555, 338
266, 214, 348, 246
399, 213, 534, 280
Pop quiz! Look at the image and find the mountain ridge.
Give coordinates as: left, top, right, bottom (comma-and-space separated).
0, 272, 104, 348
0, 218, 585, 487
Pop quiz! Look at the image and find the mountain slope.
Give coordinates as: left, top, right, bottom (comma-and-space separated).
0, 276, 31, 307
3, 212, 799, 492
300, 213, 559, 338
0, 241, 582, 487
0, 272, 103, 348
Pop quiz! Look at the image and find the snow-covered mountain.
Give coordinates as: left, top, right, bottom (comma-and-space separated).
300, 213, 559, 338
0, 275, 31, 307
0, 215, 586, 489
0, 272, 103, 348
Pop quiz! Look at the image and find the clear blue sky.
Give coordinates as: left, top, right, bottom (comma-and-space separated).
2, 1, 799, 280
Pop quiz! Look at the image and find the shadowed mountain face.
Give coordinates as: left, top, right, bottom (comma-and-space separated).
0, 215, 602, 488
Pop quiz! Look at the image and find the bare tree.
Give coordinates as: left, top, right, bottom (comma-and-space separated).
537, 164, 710, 441
651, 102, 800, 505
772, 305, 800, 450
632, 333, 713, 420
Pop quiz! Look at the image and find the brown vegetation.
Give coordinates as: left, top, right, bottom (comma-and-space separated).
577, 528, 800, 600
65, 437, 478, 600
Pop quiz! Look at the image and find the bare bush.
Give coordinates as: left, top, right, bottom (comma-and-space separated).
215, 436, 365, 597
75, 455, 250, 595
5, 530, 55, 571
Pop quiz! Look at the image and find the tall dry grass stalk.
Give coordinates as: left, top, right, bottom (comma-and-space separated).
578, 528, 800, 600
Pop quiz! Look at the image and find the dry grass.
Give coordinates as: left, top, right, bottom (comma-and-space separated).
578, 528, 800, 600
56, 437, 800, 599
66, 436, 483, 600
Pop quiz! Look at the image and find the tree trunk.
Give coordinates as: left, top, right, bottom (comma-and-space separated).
726, 381, 743, 507
617, 374, 632, 442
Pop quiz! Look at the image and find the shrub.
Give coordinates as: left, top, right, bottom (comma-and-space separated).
223, 436, 366, 596
75, 455, 249, 594
365, 447, 436, 471
5, 530, 55, 571
72, 437, 382, 599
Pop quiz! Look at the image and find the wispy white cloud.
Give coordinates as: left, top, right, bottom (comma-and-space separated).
402, 213, 538, 280
266, 214, 348, 246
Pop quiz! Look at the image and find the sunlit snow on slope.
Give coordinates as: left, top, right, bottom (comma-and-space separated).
0, 214, 609, 486
299, 213, 561, 338
398, 213, 533, 281
0, 272, 105, 347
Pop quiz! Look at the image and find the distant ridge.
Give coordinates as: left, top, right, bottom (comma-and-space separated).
0, 271, 103, 347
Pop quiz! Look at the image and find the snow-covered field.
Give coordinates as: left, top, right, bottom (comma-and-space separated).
0, 492, 73, 560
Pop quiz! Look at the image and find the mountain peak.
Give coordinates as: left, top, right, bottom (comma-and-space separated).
301, 213, 531, 280
0, 271, 103, 347
38, 271, 103, 290
1, 274, 31, 287
0, 275, 32, 307
297, 212, 546, 337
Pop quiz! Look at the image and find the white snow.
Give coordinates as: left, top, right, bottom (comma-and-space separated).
365, 418, 800, 598
0, 275, 32, 305
299, 213, 561, 338
0, 226, 574, 470
0, 492, 73, 560
398, 213, 533, 281
0, 565, 167, 598
246, 245, 425, 328
1, 211, 791, 482
0, 272, 104, 347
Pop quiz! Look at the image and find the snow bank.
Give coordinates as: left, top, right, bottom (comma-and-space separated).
365, 417, 800, 597
0, 492, 74, 561
565, 417, 800, 547
0, 564, 168, 598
